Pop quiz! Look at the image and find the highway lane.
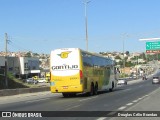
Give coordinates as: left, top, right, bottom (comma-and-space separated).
0, 77, 159, 120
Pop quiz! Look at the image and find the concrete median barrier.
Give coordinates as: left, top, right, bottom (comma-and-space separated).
0, 87, 50, 96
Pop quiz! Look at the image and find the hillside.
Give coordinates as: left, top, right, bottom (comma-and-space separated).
0, 74, 44, 89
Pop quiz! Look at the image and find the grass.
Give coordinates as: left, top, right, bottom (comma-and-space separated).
0, 73, 48, 89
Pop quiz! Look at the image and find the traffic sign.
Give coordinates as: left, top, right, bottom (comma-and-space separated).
146, 41, 160, 50
146, 50, 160, 53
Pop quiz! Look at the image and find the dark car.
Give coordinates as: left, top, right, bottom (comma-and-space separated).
24, 78, 38, 84
152, 76, 160, 84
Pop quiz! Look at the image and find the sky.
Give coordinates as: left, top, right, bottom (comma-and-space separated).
0, 0, 160, 54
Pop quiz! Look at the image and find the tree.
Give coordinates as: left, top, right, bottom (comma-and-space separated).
139, 52, 146, 60
125, 51, 130, 56
115, 55, 121, 59
125, 61, 134, 67
25, 52, 31, 57
117, 61, 123, 67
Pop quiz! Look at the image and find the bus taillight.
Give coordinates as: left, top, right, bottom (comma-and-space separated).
80, 70, 83, 79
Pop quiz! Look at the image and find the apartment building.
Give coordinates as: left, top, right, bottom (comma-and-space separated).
0, 56, 40, 79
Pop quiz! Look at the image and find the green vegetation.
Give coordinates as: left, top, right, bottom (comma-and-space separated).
0, 73, 43, 89
119, 73, 129, 78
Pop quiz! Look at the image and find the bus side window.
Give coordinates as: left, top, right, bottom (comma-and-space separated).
82, 53, 93, 67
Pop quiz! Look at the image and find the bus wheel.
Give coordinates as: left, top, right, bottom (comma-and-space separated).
94, 83, 98, 95
109, 82, 114, 92
62, 93, 69, 97
89, 83, 94, 96
109, 88, 113, 92
69, 93, 76, 97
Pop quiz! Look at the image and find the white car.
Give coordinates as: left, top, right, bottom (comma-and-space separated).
132, 74, 137, 79
37, 78, 47, 83
152, 76, 160, 84
117, 79, 127, 85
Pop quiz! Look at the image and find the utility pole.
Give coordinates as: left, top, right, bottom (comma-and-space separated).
122, 33, 129, 77
84, 0, 90, 51
123, 38, 125, 75
5, 33, 8, 88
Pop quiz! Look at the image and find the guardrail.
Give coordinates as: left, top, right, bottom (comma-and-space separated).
0, 87, 50, 96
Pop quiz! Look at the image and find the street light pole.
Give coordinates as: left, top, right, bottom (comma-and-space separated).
122, 33, 128, 75
84, 0, 90, 51
5, 33, 8, 88
123, 38, 125, 74
122, 33, 129, 77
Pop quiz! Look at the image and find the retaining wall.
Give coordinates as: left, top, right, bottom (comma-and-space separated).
0, 87, 50, 96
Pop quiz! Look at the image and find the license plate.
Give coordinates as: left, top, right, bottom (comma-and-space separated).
63, 86, 68, 89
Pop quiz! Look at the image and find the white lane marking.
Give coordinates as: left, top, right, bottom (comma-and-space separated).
145, 95, 149, 97
125, 88, 160, 111
138, 97, 143, 100
79, 96, 97, 102
97, 117, 106, 120
132, 100, 138, 103
118, 106, 126, 110
65, 105, 81, 110
126, 103, 133, 106
25, 98, 50, 103
117, 88, 160, 112
141, 95, 148, 99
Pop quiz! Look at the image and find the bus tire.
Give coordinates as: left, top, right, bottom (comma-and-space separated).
89, 83, 94, 96
94, 83, 98, 95
109, 88, 112, 92
109, 82, 114, 92
69, 93, 76, 97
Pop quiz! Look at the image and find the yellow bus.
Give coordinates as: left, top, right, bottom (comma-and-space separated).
50, 48, 119, 97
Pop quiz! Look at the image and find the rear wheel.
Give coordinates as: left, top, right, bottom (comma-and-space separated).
94, 83, 98, 95
69, 93, 76, 97
89, 83, 94, 96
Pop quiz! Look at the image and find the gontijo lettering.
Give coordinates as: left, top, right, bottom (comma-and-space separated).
52, 64, 78, 70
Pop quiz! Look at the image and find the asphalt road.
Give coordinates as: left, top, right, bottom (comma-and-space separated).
0, 74, 160, 120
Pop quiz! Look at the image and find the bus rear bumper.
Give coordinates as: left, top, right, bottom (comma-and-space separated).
51, 85, 83, 93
